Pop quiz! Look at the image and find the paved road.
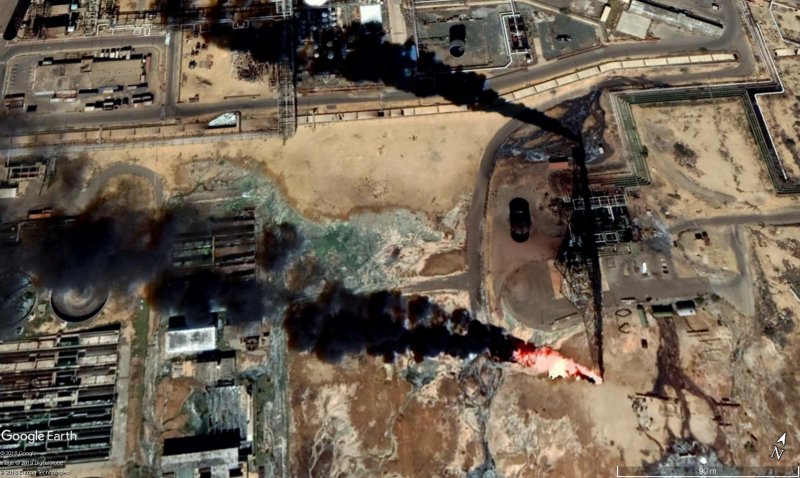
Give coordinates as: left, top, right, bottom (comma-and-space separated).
668, 208, 800, 233
463, 118, 526, 318
76, 163, 165, 211
0, 0, 758, 136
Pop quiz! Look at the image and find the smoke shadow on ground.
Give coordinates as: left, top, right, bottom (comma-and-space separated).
157, 0, 578, 140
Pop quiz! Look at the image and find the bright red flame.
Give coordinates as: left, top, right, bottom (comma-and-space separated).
511, 343, 602, 384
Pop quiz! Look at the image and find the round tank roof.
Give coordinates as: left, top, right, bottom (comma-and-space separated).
51, 286, 109, 323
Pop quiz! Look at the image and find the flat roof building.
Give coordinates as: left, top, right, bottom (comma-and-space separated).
161, 431, 245, 478
165, 326, 217, 357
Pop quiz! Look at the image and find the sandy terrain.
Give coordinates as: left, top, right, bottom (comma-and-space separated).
289, 353, 484, 477
750, 1, 788, 50
747, 225, 800, 319
420, 249, 466, 276
674, 226, 740, 278
153, 377, 197, 441
761, 57, 800, 181
179, 31, 274, 103
630, 98, 797, 219
85, 111, 509, 220
773, 3, 800, 41
634, 99, 765, 195
484, 155, 576, 335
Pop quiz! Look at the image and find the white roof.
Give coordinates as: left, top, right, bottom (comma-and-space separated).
616, 10, 651, 39
166, 327, 217, 356
360, 4, 383, 25
0, 187, 18, 199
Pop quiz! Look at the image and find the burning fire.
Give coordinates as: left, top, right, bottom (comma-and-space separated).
511, 343, 603, 384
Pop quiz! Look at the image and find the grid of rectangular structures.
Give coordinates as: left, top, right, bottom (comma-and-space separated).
0, 328, 120, 465
171, 207, 257, 280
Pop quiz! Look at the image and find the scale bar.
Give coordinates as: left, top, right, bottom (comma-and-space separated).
616, 465, 800, 478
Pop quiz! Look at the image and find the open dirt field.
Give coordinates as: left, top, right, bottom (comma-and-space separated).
747, 225, 800, 322
773, 3, 800, 41
154, 377, 197, 441
420, 249, 466, 276
750, 2, 788, 50
179, 31, 274, 103
630, 98, 797, 218
289, 353, 485, 477
84, 111, 509, 220
761, 57, 800, 181
288, 323, 664, 477
485, 156, 576, 334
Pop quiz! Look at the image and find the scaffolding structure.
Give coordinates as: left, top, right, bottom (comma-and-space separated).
555, 147, 605, 373
277, 60, 296, 140
277, 0, 296, 140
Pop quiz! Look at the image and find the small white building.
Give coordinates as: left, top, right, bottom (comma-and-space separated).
165, 326, 217, 357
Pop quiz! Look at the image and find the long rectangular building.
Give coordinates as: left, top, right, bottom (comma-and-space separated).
0, 327, 121, 466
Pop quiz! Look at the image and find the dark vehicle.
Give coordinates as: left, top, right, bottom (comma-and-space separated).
509, 197, 531, 242
555, 34, 572, 42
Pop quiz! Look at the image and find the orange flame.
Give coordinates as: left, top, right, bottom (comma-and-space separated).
511, 343, 603, 384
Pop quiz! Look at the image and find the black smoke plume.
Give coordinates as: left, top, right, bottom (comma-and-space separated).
285, 284, 519, 363
260, 222, 304, 272
165, 2, 578, 139
0, 202, 295, 325
3, 209, 182, 292
148, 269, 270, 327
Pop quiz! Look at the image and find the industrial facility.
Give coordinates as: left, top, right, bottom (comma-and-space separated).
0, 327, 121, 467
2, 47, 155, 114
171, 207, 257, 280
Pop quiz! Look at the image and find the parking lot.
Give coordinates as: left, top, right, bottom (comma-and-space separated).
2, 46, 159, 114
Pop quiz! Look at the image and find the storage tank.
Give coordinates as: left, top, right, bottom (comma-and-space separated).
449, 24, 467, 57
51, 285, 109, 323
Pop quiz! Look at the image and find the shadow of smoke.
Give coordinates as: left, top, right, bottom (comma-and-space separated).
160, 1, 578, 140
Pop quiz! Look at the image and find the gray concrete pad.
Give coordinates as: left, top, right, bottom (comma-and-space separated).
537, 13, 601, 60
616, 10, 652, 39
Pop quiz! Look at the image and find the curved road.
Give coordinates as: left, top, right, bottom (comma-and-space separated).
465, 118, 525, 319
76, 163, 166, 211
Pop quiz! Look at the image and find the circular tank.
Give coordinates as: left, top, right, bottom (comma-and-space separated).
449, 40, 466, 57
0, 272, 36, 331
449, 24, 467, 57
51, 286, 109, 323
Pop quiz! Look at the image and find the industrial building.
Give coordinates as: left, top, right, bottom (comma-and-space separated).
0, 327, 121, 466
0, 158, 50, 198
159, 361, 254, 476
161, 431, 249, 478
170, 349, 237, 382
171, 207, 257, 280
628, 0, 723, 36
165, 324, 218, 358
572, 189, 634, 255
